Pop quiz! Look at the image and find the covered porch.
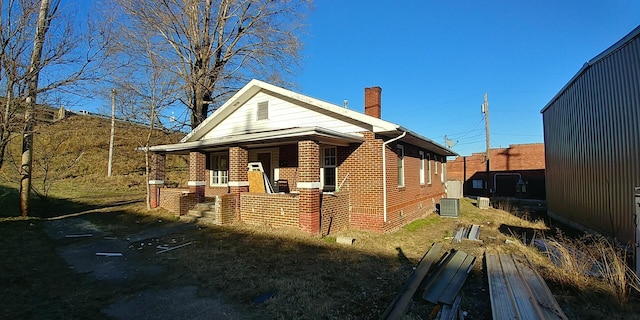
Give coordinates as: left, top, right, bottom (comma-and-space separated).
147, 127, 363, 235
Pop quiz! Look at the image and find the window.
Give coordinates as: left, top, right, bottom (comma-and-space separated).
441, 162, 446, 183
257, 101, 268, 120
472, 179, 484, 189
434, 156, 438, 174
427, 154, 432, 185
209, 154, 228, 185
321, 147, 337, 191
397, 145, 404, 187
419, 151, 425, 185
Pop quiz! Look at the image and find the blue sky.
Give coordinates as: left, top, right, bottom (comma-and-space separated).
293, 1, 640, 156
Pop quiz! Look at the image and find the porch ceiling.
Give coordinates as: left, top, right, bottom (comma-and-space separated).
149, 127, 364, 154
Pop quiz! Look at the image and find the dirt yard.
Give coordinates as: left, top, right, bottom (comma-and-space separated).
1, 197, 639, 319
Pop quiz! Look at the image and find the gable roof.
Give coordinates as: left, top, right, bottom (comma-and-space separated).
179, 79, 456, 156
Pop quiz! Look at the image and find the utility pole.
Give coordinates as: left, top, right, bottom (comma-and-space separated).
107, 89, 116, 177
482, 93, 490, 196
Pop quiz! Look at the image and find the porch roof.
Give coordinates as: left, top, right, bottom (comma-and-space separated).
148, 127, 364, 154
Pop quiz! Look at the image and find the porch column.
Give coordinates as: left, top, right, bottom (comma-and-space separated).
228, 147, 249, 193
228, 147, 249, 219
188, 151, 206, 203
148, 152, 166, 208
297, 140, 321, 234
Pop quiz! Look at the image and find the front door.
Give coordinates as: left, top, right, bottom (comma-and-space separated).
257, 152, 272, 186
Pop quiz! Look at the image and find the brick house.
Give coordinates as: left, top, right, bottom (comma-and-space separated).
148, 80, 456, 234
447, 143, 545, 199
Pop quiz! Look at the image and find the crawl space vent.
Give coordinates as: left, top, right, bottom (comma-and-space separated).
439, 198, 460, 217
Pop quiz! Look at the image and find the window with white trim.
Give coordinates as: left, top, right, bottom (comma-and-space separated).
257, 101, 268, 120
441, 162, 446, 183
397, 145, 404, 187
427, 154, 432, 185
209, 153, 229, 186
434, 156, 439, 174
321, 147, 337, 191
419, 151, 425, 185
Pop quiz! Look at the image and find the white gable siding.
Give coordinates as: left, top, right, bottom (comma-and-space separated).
203, 92, 368, 139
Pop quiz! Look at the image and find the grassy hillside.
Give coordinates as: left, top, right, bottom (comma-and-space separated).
0, 114, 188, 196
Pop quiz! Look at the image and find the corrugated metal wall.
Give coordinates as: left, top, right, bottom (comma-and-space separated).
542, 30, 640, 243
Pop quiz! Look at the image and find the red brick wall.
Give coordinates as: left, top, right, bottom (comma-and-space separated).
159, 188, 198, 216
320, 192, 349, 236
384, 142, 445, 232
337, 132, 445, 233
276, 144, 298, 192
338, 132, 384, 227
447, 143, 545, 198
240, 193, 299, 228
297, 140, 321, 234
189, 152, 206, 202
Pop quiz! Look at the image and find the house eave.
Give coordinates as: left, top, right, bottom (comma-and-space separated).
149, 127, 364, 154
379, 126, 458, 157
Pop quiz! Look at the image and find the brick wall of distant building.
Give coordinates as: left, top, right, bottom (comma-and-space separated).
447, 143, 545, 199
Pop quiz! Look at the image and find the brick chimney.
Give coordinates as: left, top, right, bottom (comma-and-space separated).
364, 86, 382, 118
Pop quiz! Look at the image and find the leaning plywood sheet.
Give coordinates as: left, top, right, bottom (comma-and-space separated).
380, 243, 443, 320
485, 252, 568, 320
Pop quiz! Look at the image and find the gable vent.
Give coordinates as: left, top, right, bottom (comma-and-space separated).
257, 101, 268, 120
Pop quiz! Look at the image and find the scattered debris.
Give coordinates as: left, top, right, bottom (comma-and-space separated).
336, 236, 355, 245
65, 233, 93, 238
156, 241, 193, 254
452, 225, 481, 243
421, 250, 475, 305
95, 252, 123, 257
380, 243, 443, 320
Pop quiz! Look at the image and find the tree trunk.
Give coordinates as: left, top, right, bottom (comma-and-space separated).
20, 0, 53, 216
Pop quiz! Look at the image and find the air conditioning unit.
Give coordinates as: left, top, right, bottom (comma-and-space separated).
439, 198, 460, 217
478, 197, 490, 209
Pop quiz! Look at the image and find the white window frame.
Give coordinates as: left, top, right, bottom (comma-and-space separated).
209, 153, 229, 186
434, 155, 439, 174
256, 101, 268, 121
441, 162, 446, 183
320, 146, 337, 191
427, 154, 432, 185
419, 151, 425, 185
397, 145, 405, 187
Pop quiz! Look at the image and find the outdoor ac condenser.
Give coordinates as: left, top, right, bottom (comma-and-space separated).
439, 198, 460, 217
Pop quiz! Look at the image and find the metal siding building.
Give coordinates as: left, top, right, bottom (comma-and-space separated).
541, 25, 640, 245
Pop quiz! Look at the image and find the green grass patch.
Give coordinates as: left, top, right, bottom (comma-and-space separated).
403, 215, 440, 232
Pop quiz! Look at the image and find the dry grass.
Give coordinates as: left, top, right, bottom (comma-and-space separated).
1, 169, 639, 319
538, 232, 640, 306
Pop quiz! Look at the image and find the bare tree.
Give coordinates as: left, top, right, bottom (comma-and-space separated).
0, 0, 41, 170
20, 0, 56, 216
111, 32, 180, 208
114, 0, 311, 128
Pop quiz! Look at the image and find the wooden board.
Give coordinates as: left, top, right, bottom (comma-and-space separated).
486, 252, 568, 320
248, 171, 265, 193
380, 243, 443, 320
439, 254, 475, 305
422, 250, 468, 304
486, 253, 519, 320
512, 255, 568, 320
